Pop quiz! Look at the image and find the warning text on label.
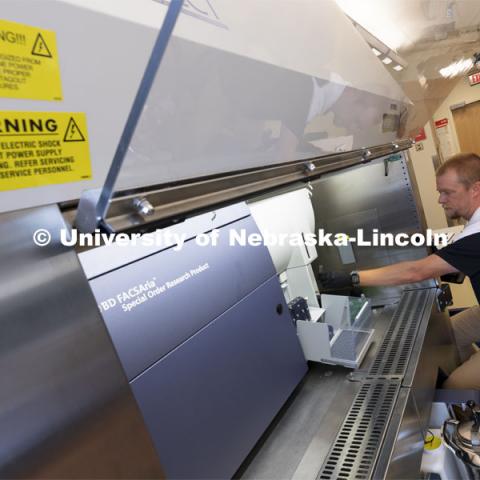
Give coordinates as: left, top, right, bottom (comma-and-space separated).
0, 112, 92, 191
0, 19, 62, 101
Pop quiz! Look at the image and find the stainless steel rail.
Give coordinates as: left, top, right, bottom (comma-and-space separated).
76, 0, 184, 233
67, 141, 411, 232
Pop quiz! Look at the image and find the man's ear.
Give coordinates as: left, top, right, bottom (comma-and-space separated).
472, 180, 480, 198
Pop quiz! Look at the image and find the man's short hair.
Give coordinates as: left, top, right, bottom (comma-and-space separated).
436, 152, 480, 188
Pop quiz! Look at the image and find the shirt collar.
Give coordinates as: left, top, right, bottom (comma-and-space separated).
467, 206, 480, 227
455, 206, 480, 241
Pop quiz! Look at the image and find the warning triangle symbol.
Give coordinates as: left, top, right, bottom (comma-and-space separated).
63, 117, 86, 142
31, 33, 52, 58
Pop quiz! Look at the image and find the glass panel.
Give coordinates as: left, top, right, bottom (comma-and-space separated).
107, 0, 410, 196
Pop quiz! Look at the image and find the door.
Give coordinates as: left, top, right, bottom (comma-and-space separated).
452, 100, 480, 153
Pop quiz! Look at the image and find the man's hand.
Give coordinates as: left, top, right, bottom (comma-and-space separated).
317, 271, 352, 290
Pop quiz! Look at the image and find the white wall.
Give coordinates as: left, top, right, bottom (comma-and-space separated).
409, 122, 448, 230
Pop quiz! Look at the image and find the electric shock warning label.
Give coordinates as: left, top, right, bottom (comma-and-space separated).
0, 112, 92, 191
0, 19, 62, 100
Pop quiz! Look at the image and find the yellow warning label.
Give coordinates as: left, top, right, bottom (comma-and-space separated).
0, 19, 62, 101
0, 112, 91, 191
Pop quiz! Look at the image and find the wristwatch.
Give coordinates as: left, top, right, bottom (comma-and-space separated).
350, 271, 360, 286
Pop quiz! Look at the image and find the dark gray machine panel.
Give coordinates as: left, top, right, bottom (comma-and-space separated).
88, 213, 307, 478
90, 215, 276, 380
132, 275, 307, 479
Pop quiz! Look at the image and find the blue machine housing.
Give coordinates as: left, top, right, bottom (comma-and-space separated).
88, 208, 307, 478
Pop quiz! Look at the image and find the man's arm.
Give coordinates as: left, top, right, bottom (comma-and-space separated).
358, 254, 458, 286
318, 254, 459, 290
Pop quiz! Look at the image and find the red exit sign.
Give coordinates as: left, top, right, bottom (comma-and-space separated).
469, 72, 480, 86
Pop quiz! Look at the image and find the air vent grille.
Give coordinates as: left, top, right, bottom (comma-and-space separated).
368, 289, 430, 377
317, 380, 400, 480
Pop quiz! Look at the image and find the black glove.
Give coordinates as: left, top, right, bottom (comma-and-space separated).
317, 271, 353, 290
440, 272, 465, 284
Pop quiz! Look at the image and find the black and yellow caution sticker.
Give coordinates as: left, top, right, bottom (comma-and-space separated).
0, 112, 92, 191
0, 19, 62, 101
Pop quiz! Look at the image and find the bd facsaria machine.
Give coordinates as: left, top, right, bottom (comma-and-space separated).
0, 1, 475, 479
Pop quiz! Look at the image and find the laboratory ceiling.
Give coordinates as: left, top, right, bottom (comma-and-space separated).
336, 0, 480, 133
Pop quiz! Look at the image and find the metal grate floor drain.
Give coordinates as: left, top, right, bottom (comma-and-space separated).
368, 289, 430, 377
317, 380, 400, 480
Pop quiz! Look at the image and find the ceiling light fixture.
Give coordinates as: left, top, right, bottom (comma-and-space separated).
345, 15, 408, 72
439, 58, 474, 78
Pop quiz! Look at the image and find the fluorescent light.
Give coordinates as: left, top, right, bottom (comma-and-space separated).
334, 0, 406, 50
345, 13, 408, 71
439, 58, 474, 78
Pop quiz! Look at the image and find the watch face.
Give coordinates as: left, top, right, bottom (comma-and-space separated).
351, 272, 360, 285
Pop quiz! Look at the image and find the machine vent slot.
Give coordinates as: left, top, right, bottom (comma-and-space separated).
317, 380, 400, 480
367, 289, 430, 377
